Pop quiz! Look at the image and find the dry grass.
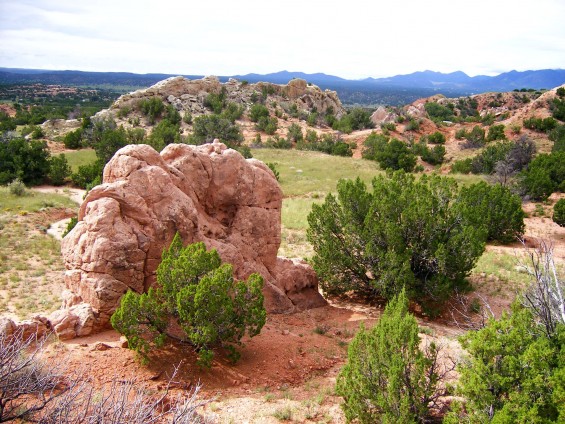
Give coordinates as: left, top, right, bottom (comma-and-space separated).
0, 188, 77, 319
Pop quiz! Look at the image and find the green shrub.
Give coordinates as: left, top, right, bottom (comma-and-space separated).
553, 199, 565, 226
71, 160, 104, 189
427, 131, 446, 144
93, 127, 128, 164
286, 123, 303, 143
523, 116, 557, 132
267, 162, 280, 181
249, 104, 269, 122
405, 118, 421, 131
307, 172, 486, 304
183, 111, 193, 125
520, 152, 565, 200
8, 178, 26, 196
332, 108, 373, 133
255, 116, 278, 135
266, 135, 292, 149
190, 114, 243, 147
48, 154, 71, 186
235, 145, 253, 159
344, 108, 374, 131
550, 124, 565, 152
0, 137, 50, 185
425, 101, 455, 122
138, 98, 165, 124
147, 119, 180, 151
449, 304, 561, 423
470, 142, 513, 174
458, 182, 525, 243
111, 235, 266, 367
297, 133, 353, 157
164, 105, 182, 125
31, 126, 44, 139
451, 158, 472, 174
487, 124, 506, 142
0, 111, 16, 131
380, 122, 396, 132
62, 216, 78, 238
419, 144, 446, 165
551, 97, 565, 121
363, 134, 416, 172
306, 112, 318, 126
220, 102, 244, 123
126, 128, 146, 144
337, 289, 443, 423
455, 128, 468, 140
361, 132, 388, 160
463, 125, 486, 148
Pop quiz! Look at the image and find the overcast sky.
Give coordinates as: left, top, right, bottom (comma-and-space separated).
1, 0, 564, 79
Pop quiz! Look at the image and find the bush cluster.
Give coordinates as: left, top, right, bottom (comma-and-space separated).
297, 132, 353, 157
0, 137, 50, 185
520, 151, 565, 200
362, 133, 416, 172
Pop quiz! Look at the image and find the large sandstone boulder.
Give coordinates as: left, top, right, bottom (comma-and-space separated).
61, 141, 326, 334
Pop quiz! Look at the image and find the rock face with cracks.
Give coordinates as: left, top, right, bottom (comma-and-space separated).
60, 141, 326, 335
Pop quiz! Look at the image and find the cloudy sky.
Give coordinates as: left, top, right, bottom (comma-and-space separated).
0, 0, 564, 79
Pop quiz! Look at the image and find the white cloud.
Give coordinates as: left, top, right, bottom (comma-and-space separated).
0, 0, 563, 78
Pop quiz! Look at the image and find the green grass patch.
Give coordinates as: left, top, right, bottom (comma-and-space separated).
252, 149, 382, 197
282, 197, 324, 230
63, 148, 97, 172
472, 249, 530, 293
0, 188, 76, 212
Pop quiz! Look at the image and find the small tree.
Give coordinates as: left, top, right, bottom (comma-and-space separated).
249, 104, 269, 122
148, 119, 180, 151
139, 97, 165, 124
286, 123, 303, 143
93, 126, 128, 164
378, 138, 416, 172
457, 181, 525, 244
48, 153, 71, 186
0, 137, 50, 185
451, 303, 561, 423
63, 128, 83, 149
554, 199, 565, 227
427, 131, 446, 144
337, 289, 446, 423
307, 172, 486, 305
111, 235, 266, 367
486, 124, 506, 142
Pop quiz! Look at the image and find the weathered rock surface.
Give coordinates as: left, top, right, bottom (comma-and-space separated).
41, 118, 82, 138
98, 76, 345, 124
60, 141, 326, 334
370, 106, 398, 125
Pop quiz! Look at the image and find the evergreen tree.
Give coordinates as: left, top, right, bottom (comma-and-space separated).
111, 234, 266, 367
337, 289, 442, 423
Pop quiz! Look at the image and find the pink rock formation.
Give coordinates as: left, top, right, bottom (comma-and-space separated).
60, 141, 325, 334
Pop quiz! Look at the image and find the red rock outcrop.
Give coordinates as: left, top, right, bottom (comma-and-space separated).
60, 141, 325, 335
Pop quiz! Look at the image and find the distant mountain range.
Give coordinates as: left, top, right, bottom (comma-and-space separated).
1, 67, 564, 106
